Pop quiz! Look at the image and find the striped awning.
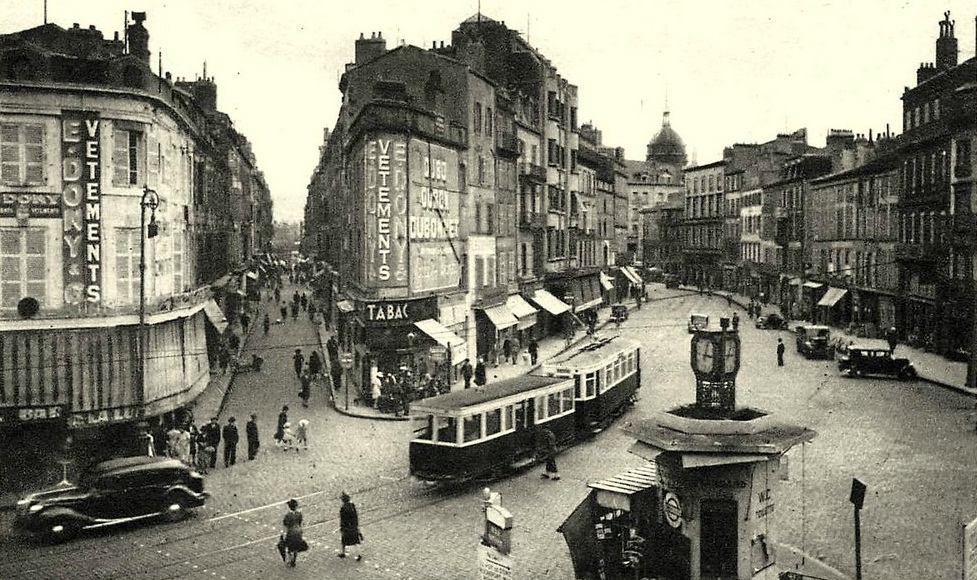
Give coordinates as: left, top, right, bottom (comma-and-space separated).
803, 281, 824, 289
600, 272, 615, 291
481, 305, 519, 330
817, 287, 848, 307
531, 289, 570, 316
587, 464, 658, 511
621, 266, 642, 286
202, 299, 229, 334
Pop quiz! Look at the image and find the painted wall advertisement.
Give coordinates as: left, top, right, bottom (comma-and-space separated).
363, 134, 408, 288
409, 139, 461, 293
61, 110, 102, 304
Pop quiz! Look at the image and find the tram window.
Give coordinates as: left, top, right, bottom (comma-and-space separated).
463, 414, 481, 442
574, 377, 582, 398
514, 402, 526, 429
435, 416, 457, 444
561, 388, 574, 412
503, 405, 513, 431
547, 392, 561, 418
412, 415, 433, 440
585, 373, 597, 397
485, 408, 502, 436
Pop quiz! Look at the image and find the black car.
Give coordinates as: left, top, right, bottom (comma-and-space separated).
755, 312, 788, 330
838, 345, 917, 380
795, 325, 833, 359
14, 456, 208, 542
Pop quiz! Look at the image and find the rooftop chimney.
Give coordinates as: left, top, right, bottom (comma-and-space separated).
935, 11, 958, 70
354, 30, 387, 65
127, 11, 150, 64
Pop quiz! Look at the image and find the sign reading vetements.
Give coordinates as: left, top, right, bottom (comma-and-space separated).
61, 111, 102, 304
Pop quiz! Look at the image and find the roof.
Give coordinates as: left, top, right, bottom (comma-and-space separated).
624, 416, 817, 455
538, 336, 640, 374
411, 374, 570, 412
88, 456, 186, 476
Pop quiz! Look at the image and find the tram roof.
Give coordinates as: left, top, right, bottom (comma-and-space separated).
411, 374, 570, 413
538, 336, 641, 372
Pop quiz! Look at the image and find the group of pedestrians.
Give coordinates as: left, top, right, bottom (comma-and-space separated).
274, 405, 311, 451
278, 492, 364, 568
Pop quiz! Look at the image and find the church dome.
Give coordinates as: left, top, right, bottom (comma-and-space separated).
646, 111, 687, 167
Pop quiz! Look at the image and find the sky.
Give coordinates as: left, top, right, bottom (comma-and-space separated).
3, 1, 976, 223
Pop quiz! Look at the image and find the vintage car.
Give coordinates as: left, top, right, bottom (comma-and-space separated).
795, 325, 833, 359
838, 345, 917, 380
664, 274, 680, 289
14, 456, 208, 543
611, 304, 629, 323
688, 313, 709, 333
755, 312, 788, 330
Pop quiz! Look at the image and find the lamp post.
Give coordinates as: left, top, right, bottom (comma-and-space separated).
139, 186, 160, 403
338, 350, 354, 411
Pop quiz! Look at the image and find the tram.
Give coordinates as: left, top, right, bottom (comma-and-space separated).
536, 335, 641, 436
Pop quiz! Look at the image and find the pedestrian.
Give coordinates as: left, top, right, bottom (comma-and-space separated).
218, 346, 231, 375
528, 338, 539, 366
502, 338, 512, 365
460, 359, 473, 389
293, 291, 300, 305
196, 442, 214, 475
726, 293, 732, 307
299, 371, 311, 408
536, 426, 560, 480
886, 327, 898, 353
291, 301, 299, 321
275, 405, 289, 446
732, 312, 740, 331
246, 414, 260, 460
281, 422, 296, 451
308, 351, 322, 380
776, 338, 785, 367
280, 303, 288, 322
188, 423, 200, 466
338, 491, 363, 561
474, 357, 487, 387
175, 426, 191, 465
274, 286, 281, 303
222, 417, 239, 467
241, 312, 251, 334
308, 302, 317, 322
201, 417, 221, 469
263, 313, 270, 335
300, 293, 307, 311
371, 373, 383, 407
295, 419, 309, 450
511, 337, 521, 366
292, 349, 304, 380
281, 498, 307, 568
166, 424, 181, 459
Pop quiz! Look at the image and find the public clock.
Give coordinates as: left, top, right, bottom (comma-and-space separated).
691, 334, 716, 374
721, 334, 740, 375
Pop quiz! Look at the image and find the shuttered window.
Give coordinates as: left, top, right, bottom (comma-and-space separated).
0, 228, 46, 309
112, 128, 143, 186
0, 123, 44, 185
115, 228, 140, 303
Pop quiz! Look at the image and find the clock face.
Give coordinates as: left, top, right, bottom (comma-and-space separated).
723, 336, 739, 374
694, 337, 714, 373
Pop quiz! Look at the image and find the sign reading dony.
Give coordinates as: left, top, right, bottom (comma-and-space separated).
61, 111, 102, 304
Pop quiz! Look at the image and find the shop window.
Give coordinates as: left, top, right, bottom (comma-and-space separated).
435, 416, 457, 444
463, 414, 481, 442
485, 408, 502, 436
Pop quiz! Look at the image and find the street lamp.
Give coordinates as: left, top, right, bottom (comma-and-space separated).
139, 186, 160, 405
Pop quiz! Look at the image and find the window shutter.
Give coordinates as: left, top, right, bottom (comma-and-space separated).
113, 129, 128, 185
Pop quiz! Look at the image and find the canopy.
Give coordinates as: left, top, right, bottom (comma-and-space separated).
336, 299, 355, 313
414, 319, 467, 362
506, 295, 538, 330
202, 299, 229, 333
621, 266, 642, 286
599, 272, 615, 291
803, 281, 824, 289
788, 277, 802, 286
531, 289, 570, 316
480, 305, 519, 330
817, 287, 848, 307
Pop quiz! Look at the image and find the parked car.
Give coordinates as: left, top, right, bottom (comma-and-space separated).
664, 274, 680, 289
611, 304, 629, 323
755, 312, 788, 330
14, 456, 208, 543
795, 325, 833, 359
838, 345, 917, 380
688, 313, 709, 333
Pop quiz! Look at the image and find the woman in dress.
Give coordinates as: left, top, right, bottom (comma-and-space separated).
281, 498, 306, 567
338, 491, 363, 561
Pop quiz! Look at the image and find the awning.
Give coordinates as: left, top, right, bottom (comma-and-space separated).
817, 287, 848, 308
211, 275, 232, 289
587, 464, 658, 511
531, 289, 570, 316
789, 277, 802, 286
246, 270, 258, 280
621, 266, 642, 286
336, 299, 355, 313
480, 305, 519, 330
414, 319, 467, 362
506, 295, 538, 330
599, 272, 615, 291
202, 299, 229, 333
803, 281, 824, 289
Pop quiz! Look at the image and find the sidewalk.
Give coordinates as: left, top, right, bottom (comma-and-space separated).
710, 288, 975, 397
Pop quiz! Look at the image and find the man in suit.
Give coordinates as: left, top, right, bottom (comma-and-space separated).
222, 417, 239, 467
201, 417, 221, 469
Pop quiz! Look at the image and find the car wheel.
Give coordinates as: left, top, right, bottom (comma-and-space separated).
162, 494, 188, 522
44, 517, 79, 543
900, 367, 917, 381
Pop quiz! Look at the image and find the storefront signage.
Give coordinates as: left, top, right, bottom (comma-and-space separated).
61, 111, 103, 305
410, 244, 461, 293
663, 491, 683, 527
0, 193, 62, 218
68, 405, 142, 428
0, 405, 66, 423
359, 297, 438, 326
754, 487, 774, 519
363, 135, 408, 287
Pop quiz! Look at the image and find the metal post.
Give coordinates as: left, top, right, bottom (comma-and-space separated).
854, 505, 862, 580
138, 187, 159, 404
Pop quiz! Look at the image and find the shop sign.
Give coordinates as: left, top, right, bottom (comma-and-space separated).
0, 193, 62, 218
68, 406, 142, 428
0, 405, 65, 423
363, 135, 408, 287
477, 543, 513, 580
61, 111, 103, 305
663, 491, 683, 528
360, 297, 437, 326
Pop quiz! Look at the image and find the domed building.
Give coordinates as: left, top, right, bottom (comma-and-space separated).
646, 109, 688, 170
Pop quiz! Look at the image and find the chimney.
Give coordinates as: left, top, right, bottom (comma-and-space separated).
935, 11, 958, 70
354, 30, 387, 65
127, 11, 150, 64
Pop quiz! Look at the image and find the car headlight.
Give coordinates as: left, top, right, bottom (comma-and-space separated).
16, 498, 30, 507
28, 503, 43, 512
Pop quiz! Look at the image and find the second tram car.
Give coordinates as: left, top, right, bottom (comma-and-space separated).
537, 336, 641, 436
409, 375, 577, 482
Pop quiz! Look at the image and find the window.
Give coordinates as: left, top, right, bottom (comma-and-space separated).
478, 156, 485, 185
173, 228, 184, 293
585, 372, 597, 397
463, 414, 481, 442
514, 401, 527, 430
113, 128, 143, 186
435, 416, 457, 443
956, 139, 972, 178
502, 405, 513, 431
116, 228, 140, 303
413, 416, 433, 440
486, 107, 493, 136
561, 387, 574, 412
0, 228, 46, 309
474, 103, 482, 135
547, 392, 561, 418
1, 122, 44, 185
486, 203, 494, 235
485, 408, 501, 436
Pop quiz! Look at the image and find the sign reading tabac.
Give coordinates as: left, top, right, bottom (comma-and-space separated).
363, 135, 408, 287
61, 111, 102, 304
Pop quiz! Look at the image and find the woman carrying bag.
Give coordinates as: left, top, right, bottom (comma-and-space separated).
279, 498, 308, 567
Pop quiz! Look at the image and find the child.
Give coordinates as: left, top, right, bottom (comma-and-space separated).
281, 422, 296, 451
197, 445, 215, 475
295, 419, 309, 451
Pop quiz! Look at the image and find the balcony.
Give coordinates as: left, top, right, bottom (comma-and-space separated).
894, 242, 942, 262
520, 211, 546, 230
519, 162, 546, 183
348, 101, 468, 150
496, 131, 520, 158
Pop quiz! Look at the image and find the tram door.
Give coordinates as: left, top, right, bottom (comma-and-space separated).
513, 399, 536, 457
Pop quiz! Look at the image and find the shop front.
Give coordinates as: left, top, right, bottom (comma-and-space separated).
506, 294, 539, 344
528, 289, 571, 338
815, 286, 849, 326
476, 302, 519, 365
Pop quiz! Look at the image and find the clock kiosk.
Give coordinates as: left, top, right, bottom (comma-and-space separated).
623, 317, 818, 579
